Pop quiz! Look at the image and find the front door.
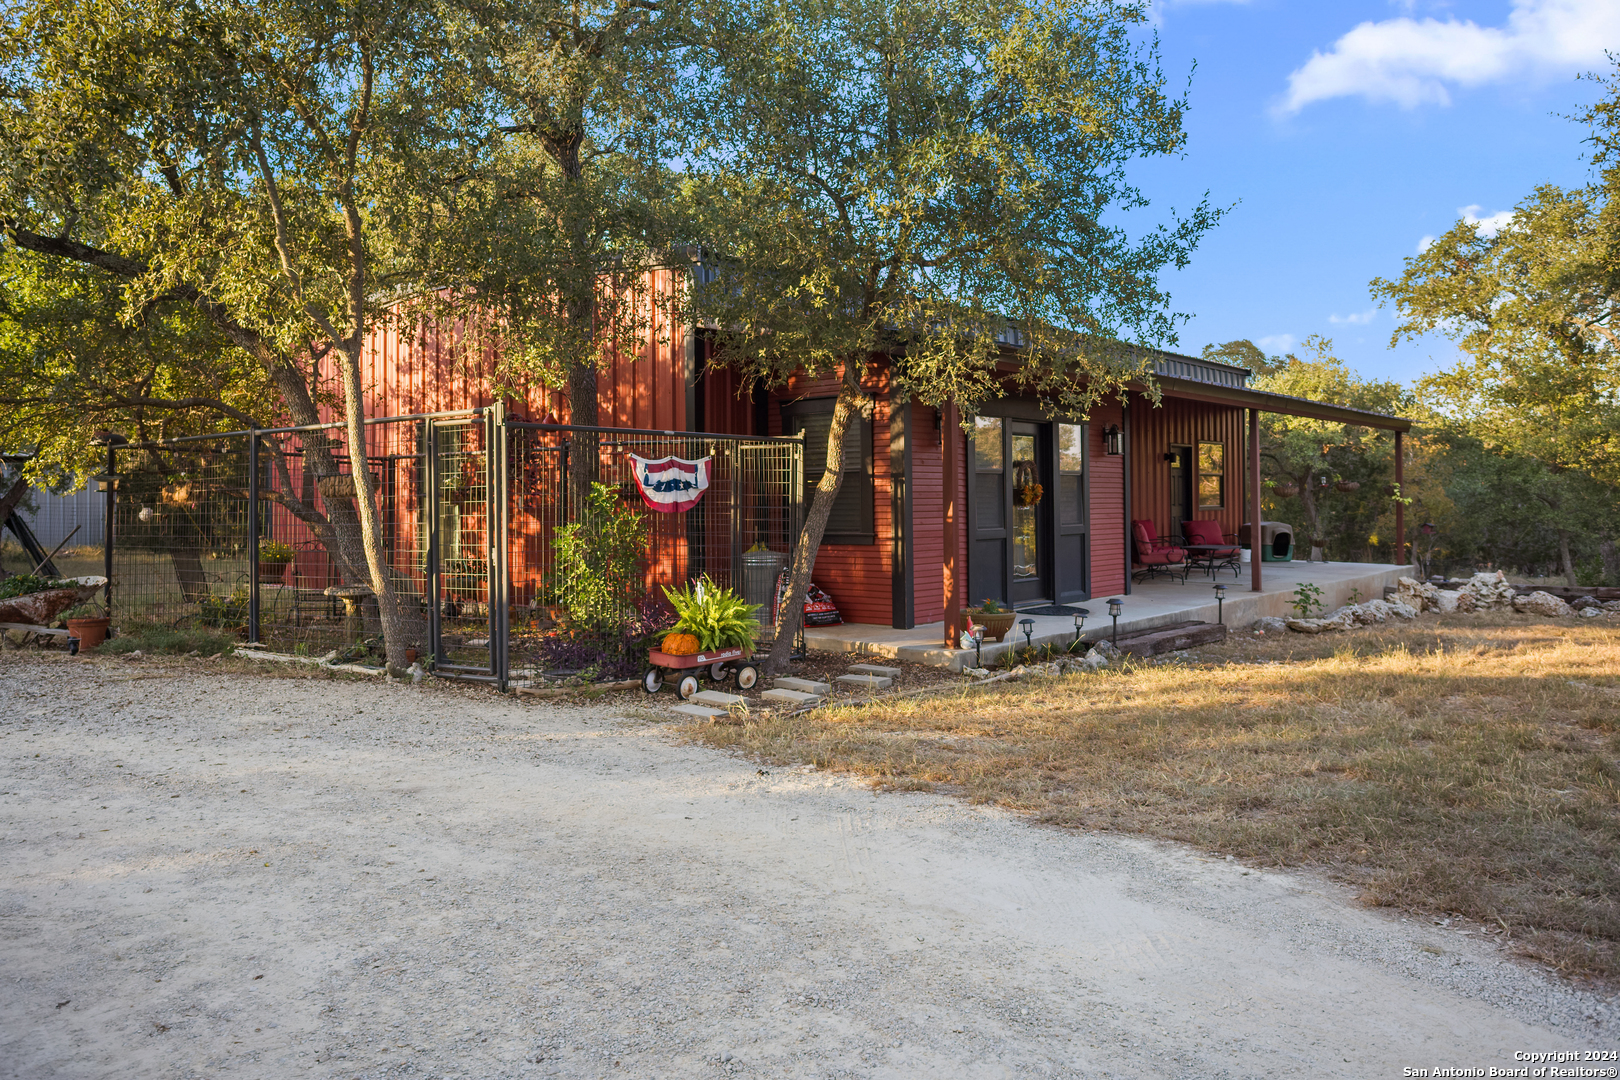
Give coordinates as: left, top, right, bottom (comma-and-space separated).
1008, 422, 1050, 604
1168, 444, 1192, 540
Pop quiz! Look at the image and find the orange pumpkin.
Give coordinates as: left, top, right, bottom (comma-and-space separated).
662, 632, 701, 656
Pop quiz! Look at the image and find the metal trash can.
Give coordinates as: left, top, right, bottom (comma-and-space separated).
741, 549, 788, 624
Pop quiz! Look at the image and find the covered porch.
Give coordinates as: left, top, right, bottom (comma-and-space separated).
808, 557, 1409, 671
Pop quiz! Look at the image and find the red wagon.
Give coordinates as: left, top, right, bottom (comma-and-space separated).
643, 645, 760, 699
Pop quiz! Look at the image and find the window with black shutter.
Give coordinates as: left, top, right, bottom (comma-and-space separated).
783, 398, 874, 545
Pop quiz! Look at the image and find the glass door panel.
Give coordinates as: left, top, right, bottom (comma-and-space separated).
1011, 432, 1039, 580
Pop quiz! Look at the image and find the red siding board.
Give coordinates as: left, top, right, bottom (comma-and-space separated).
1088, 401, 1127, 599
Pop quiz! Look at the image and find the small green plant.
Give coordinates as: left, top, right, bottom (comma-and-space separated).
258, 539, 295, 562
0, 574, 73, 600
59, 602, 107, 621
662, 575, 761, 652
197, 587, 250, 628
1347, 587, 1364, 605
977, 597, 1004, 614
1290, 581, 1325, 618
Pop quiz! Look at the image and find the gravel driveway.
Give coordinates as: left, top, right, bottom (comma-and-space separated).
2, 653, 1615, 1079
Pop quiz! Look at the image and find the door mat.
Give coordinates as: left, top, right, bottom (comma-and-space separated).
1014, 604, 1093, 617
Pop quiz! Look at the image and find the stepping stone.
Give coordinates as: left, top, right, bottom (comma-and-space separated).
691, 690, 746, 708
762, 688, 823, 707
774, 676, 832, 695
835, 673, 892, 690
847, 663, 901, 679
670, 703, 729, 721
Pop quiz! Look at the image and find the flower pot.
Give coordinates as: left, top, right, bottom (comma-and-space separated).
966, 610, 1016, 642
257, 560, 290, 583
1272, 481, 1299, 498
1334, 480, 1360, 493
67, 617, 110, 652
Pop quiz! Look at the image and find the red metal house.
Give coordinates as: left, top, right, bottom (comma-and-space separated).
344, 270, 1412, 645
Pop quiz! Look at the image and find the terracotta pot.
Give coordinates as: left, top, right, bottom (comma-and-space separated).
257, 560, 290, 583
966, 610, 1016, 642
67, 617, 110, 651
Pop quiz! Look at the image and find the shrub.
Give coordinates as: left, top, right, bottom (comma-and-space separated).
258, 539, 295, 562
550, 482, 648, 630
101, 621, 236, 656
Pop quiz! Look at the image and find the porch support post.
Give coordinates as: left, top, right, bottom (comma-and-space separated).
1394, 429, 1405, 566
942, 398, 962, 648
247, 432, 260, 644
1249, 407, 1262, 593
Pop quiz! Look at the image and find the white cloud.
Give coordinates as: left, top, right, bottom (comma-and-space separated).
1257, 333, 1295, 353
1278, 0, 1620, 114
1417, 234, 1436, 252
1459, 204, 1515, 236
1329, 309, 1378, 325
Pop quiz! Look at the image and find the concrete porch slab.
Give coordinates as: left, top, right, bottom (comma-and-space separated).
803, 560, 1411, 671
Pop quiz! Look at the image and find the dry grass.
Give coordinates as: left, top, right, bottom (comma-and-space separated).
692, 613, 1620, 982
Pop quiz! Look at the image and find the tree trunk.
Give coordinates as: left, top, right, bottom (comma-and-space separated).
1298, 471, 1324, 562
764, 360, 869, 676
1601, 537, 1619, 585
1557, 528, 1578, 587
0, 469, 28, 577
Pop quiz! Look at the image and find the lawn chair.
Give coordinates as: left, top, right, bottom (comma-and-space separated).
1131, 519, 1187, 584
1181, 519, 1242, 579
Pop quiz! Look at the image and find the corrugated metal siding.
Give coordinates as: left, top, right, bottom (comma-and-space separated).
1127, 394, 1245, 548
1088, 401, 1127, 598
14, 488, 103, 549
352, 270, 690, 430
766, 361, 893, 626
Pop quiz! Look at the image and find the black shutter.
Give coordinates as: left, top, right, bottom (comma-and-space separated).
785, 400, 874, 545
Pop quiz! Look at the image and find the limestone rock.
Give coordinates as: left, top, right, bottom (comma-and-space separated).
1286, 609, 1356, 633
1078, 648, 1110, 669
1252, 616, 1288, 633
1386, 599, 1419, 620
1396, 577, 1439, 611
1511, 590, 1573, 618
1580, 607, 1604, 618
1457, 571, 1516, 609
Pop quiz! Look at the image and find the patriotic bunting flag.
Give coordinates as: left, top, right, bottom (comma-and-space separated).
629, 454, 711, 512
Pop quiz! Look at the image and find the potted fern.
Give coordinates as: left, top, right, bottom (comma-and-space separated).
644, 576, 763, 696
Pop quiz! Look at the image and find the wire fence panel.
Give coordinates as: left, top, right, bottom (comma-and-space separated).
507, 424, 800, 680
103, 413, 799, 686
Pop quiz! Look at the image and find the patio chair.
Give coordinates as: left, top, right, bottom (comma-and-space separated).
1131, 519, 1187, 584
1181, 519, 1242, 579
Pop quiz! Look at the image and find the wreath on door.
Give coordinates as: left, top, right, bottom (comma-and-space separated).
1013, 460, 1042, 507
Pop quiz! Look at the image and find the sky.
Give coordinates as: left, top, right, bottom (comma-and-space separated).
1127, 0, 1617, 384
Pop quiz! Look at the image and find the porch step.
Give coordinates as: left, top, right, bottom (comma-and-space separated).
847, 663, 902, 679
670, 703, 731, 721
690, 690, 746, 709
761, 688, 823, 708
774, 676, 832, 695
835, 673, 893, 690
1113, 621, 1228, 658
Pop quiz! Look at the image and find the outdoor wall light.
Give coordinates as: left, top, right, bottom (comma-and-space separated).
1212, 582, 1226, 624
1103, 425, 1124, 456
1020, 618, 1035, 648
1107, 598, 1122, 643
1072, 607, 1089, 644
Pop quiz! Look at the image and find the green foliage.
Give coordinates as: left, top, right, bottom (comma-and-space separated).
59, 602, 107, 621
258, 540, 295, 562
662, 576, 761, 652
1290, 582, 1324, 619
100, 621, 235, 657
196, 588, 249, 628
550, 482, 648, 629
977, 598, 1004, 614
0, 574, 73, 600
